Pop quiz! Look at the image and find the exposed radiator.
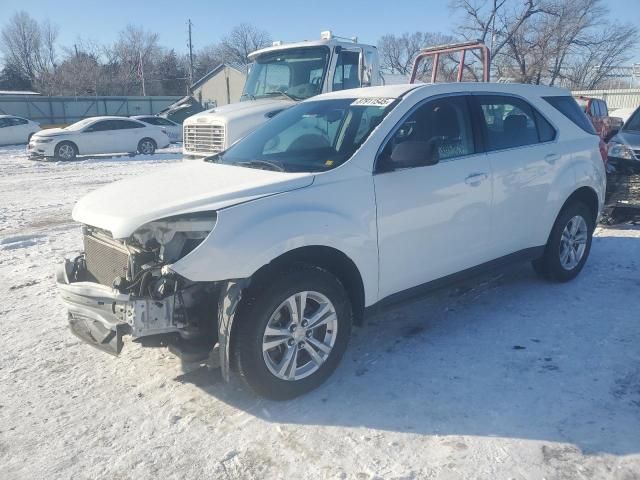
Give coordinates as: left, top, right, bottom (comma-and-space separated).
83, 234, 129, 286
183, 123, 225, 154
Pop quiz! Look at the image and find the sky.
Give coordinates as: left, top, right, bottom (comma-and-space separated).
2, 0, 640, 62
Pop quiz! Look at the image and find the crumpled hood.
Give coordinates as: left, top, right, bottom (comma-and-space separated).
72, 161, 314, 238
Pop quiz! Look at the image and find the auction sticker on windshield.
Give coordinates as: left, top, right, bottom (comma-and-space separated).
351, 98, 395, 107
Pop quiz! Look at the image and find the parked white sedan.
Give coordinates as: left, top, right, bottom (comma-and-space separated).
0, 115, 40, 146
28, 116, 170, 160
132, 115, 183, 143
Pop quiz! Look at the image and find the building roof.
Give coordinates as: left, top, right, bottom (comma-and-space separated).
190, 64, 245, 90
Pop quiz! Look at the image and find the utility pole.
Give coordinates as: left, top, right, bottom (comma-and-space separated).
139, 50, 146, 96
188, 19, 194, 91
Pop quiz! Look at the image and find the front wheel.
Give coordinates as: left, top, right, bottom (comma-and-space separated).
532, 201, 594, 282
137, 138, 156, 155
54, 141, 77, 161
233, 264, 352, 400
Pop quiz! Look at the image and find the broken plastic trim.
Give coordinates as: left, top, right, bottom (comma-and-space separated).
217, 278, 251, 382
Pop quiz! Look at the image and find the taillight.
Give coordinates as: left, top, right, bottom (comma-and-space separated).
598, 139, 608, 165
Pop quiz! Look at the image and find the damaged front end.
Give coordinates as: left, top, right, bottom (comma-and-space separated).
56, 213, 221, 356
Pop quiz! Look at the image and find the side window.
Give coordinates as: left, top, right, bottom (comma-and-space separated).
476, 95, 540, 150
590, 101, 599, 117
9, 117, 28, 126
599, 100, 608, 117
333, 50, 361, 91
0, 118, 10, 128
117, 120, 144, 129
544, 96, 596, 134
85, 121, 110, 132
534, 111, 556, 142
377, 95, 475, 171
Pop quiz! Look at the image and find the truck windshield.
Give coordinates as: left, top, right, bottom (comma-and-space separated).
242, 47, 330, 101
208, 97, 396, 173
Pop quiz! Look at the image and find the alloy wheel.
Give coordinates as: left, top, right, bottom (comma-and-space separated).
262, 291, 338, 381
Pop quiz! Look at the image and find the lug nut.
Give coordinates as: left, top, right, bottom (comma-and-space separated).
298, 342, 305, 349
301, 320, 308, 327
288, 339, 295, 347
289, 324, 297, 332
305, 330, 312, 338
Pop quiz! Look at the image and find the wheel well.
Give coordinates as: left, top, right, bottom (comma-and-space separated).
250, 246, 366, 325
562, 187, 599, 227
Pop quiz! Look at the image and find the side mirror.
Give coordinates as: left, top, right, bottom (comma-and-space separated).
389, 141, 439, 169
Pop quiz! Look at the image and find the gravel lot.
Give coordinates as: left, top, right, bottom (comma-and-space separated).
1, 144, 639, 479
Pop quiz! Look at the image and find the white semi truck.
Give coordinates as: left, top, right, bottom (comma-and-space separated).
182, 31, 383, 159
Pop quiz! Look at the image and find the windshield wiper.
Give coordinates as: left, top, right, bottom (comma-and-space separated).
240, 93, 256, 100
263, 91, 300, 102
236, 160, 285, 172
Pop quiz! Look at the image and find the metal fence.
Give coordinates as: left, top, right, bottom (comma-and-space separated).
571, 89, 640, 110
0, 95, 182, 126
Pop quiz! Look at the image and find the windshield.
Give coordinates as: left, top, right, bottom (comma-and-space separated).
242, 47, 330, 101
65, 118, 96, 130
209, 97, 396, 173
623, 107, 640, 132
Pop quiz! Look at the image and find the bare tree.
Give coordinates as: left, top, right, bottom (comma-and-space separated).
107, 25, 160, 95
0, 11, 58, 87
219, 24, 271, 67
452, 0, 639, 87
378, 32, 456, 75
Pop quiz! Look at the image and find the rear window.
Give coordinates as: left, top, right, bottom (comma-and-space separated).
544, 96, 597, 135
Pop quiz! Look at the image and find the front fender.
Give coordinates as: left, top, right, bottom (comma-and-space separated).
170, 175, 379, 305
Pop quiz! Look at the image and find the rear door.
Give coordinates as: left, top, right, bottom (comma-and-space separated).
471, 94, 559, 257
112, 120, 146, 151
374, 94, 493, 299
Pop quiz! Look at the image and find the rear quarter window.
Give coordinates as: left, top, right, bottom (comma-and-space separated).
544, 96, 597, 135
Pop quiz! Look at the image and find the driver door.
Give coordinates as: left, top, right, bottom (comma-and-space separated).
373, 94, 493, 299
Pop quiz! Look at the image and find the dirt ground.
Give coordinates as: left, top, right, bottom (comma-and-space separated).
1, 145, 639, 479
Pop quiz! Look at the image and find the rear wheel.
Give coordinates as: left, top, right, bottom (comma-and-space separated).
137, 138, 156, 155
532, 201, 594, 282
54, 141, 77, 161
233, 264, 352, 400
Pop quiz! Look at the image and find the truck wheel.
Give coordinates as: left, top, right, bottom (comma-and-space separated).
54, 141, 77, 161
137, 138, 156, 155
234, 264, 352, 400
532, 201, 594, 282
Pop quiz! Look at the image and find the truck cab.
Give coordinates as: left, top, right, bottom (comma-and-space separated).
182, 31, 382, 159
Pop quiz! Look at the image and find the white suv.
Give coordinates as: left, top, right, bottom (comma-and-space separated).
57, 83, 606, 399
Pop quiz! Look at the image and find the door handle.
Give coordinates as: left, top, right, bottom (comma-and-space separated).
545, 153, 560, 164
464, 172, 488, 186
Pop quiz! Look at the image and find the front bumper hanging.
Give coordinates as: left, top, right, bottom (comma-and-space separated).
56, 258, 178, 355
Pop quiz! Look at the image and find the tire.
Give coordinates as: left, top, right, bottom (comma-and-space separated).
137, 138, 156, 155
54, 141, 77, 161
532, 201, 594, 282
233, 264, 352, 400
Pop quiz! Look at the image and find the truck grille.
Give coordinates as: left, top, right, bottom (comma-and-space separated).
183, 123, 225, 154
83, 234, 129, 286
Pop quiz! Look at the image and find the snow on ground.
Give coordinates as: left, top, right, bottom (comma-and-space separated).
0, 144, 639, 479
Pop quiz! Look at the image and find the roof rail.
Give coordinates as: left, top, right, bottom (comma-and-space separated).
409, 40, 491, 84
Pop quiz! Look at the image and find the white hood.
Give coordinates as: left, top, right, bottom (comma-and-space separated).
33, 128, 69, 137
72, 161, 314, 238
186, 98, 294, 124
